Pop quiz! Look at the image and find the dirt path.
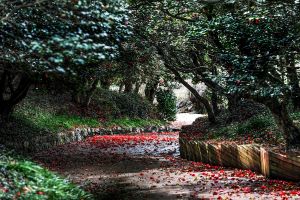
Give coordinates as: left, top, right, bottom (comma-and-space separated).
31, 112, 300, 200
171, 113, 204, 129
32, 129, 300, 200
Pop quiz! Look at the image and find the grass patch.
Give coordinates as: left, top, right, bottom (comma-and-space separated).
14, 106, 99, 133
3, 90, 166, 141
0, 149, 92, 200
206, 113, 284, 144
104, 118, 165, 128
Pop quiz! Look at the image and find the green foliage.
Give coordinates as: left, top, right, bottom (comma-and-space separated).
105, 118, 165, 128
0, 149, 92, 200
4, 89, 159, 139
0, 0, 131, 71
235, 115, 275, 135
94, 89, 153, 119
292, 112, 300, 120
14, 107, 99, 133
156, 89, 177, 121
211, 113, 282, 142
189, 2, 300, 99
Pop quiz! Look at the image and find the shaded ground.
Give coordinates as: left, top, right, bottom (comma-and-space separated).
30, 112, 300, 200
32, 130, 300, 200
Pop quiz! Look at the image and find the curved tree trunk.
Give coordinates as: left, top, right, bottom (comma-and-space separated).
167, 66, 216, 123
71, 78, 99, 107
155, 46, 216, 123
0, 71, 31, 121
134, 81, 141, 94
264, 98, 300, 150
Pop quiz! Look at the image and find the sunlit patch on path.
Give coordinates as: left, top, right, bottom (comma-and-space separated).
33, 132, 300, 200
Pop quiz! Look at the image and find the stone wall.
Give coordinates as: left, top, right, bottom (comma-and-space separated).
6, 126, 178, 152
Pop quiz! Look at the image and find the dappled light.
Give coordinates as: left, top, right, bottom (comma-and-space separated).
1, 0, 300, 199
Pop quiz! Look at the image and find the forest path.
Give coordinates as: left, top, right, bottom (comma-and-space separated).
170, 113, 204, 129
32, 116, 300, 199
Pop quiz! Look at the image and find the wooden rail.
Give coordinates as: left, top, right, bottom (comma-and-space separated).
180, 138, 300, 181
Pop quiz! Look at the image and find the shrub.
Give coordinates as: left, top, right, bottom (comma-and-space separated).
236, 114, 275, 135
156, 89, 177, 121
93, 89, 153, 119
0, 149, 92, 200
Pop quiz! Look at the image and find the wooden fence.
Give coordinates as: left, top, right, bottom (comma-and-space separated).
180, 138, 300, 181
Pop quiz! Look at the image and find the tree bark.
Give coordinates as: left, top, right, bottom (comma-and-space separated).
119, 83, 124, 93
227, 94, 240, 112
264, 98, 300, 150
71, 78, 99, 107
134, 81, 141, 94
0, 71, 31, 120
84, 79, 99, 107
155, 45, 216, 123
166, 66, 216, 123
211, 90, 220, 115
145, 80, 159, 103
124, 78, 133, 93
286, 55, 300, 111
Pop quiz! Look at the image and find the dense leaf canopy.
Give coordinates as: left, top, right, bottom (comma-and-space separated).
0, 0, 131, 75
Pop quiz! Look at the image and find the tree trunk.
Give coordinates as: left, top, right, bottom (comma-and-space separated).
84, 79, 99, 107
211, 90, 220, 115
167, 66, 216, 123
145, 80, 159, 103
71, 79, 99, 107
100, 79, 111, 90
155, 46, 216, 123
286, 55, 300, 111
134, 81, 141, 94
211, 65, 220, 115
0, 71, 31, 121
124, 78, 133, 93
265, 99, 300, 150
119, 83, 124, 93
227, 94, 240, 112
0, 103, 14, 121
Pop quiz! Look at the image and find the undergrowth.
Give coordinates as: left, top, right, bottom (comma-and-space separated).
0, 149, 92, 200
201, 111, 300, 144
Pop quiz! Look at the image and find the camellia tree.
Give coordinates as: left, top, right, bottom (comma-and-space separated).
130, 0, 300, 148
189, 0, 300, 149
129, 0, 219, 123
0, 0, 131, 119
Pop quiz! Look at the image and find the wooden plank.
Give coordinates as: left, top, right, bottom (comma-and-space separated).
237, 145, 261, 172
181, 139, 300, 181
220, 144, 238, 167
186, 141, 192, 160
191, 141, 198, 161
194, 141, 202, 162
179, 138, 186, 159
269, 151, 300, 168
207, 144, 221, 165
269, 151, 300, 181
199, 142, 209, 163
260, 147, 270, 177
196, 141, 203, 162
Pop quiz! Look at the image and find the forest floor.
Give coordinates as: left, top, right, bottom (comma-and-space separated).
32, 114, 300, 200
